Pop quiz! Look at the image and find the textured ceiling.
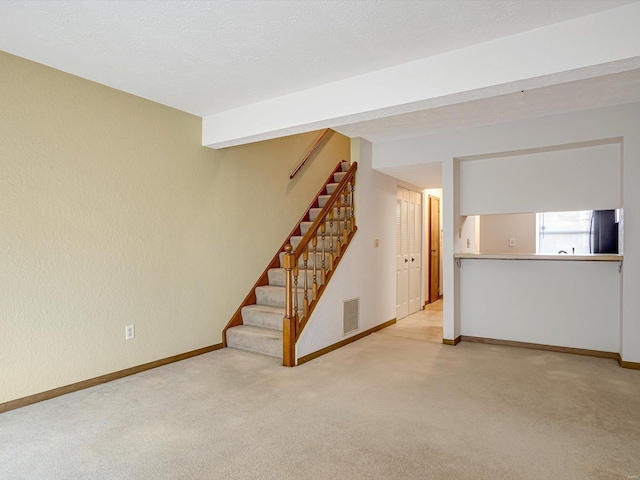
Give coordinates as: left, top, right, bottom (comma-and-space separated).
377, 163, 444, 191
0, 0, 635, 117
365, 69, 640, 189
336, 68, 640, 143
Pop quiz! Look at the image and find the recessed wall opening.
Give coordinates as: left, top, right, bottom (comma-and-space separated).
474, 209, 623, 255
454, 136, 624, 357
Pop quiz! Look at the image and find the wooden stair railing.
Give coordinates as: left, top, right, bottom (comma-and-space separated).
282, 162, 358, 366
222, 160, 348, 347
290, 129, 331, 179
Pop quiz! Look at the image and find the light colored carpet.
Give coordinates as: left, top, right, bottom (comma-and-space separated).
1, 331, 639, 479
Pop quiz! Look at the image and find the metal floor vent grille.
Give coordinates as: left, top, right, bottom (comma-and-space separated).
343, 298, 360, 335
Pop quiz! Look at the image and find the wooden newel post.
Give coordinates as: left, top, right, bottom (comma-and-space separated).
282, 244, 296, 367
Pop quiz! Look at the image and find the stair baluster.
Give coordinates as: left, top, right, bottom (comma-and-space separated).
349, 181, 355, 233
293, 261, 299, 321
312, 233, 318, 301
342, 190, 348, 245
225, 161, 357, 367
283, 162, 357, 366
329, 210, 335, 270
303, 249, 309, 318
282, 244, 296, 366
321, 223, 327, 284
336, 195, 342, 258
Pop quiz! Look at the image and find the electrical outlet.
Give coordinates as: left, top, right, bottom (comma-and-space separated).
125, 324, 135, 340
374, 238, 379, 248
509, 237, 516, 247
466, 238, 470, 248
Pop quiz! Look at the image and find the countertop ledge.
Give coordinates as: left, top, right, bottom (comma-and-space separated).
454, 253, 622, 261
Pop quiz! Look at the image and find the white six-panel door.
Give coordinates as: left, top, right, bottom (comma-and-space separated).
408, 190, 422, 315
396, 187, 422, 320
396, 187, 410, 320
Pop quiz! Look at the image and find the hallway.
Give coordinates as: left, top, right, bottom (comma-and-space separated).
379, 299, 443, 343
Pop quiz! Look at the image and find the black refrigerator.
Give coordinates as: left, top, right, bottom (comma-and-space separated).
590, 210, 619, 254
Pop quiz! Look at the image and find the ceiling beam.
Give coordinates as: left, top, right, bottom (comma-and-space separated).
202, 3, 640, 149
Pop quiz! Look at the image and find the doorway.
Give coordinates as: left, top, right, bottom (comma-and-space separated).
396, 187, 422, 320
378, 299, 443, 343
428, 195, 440, 304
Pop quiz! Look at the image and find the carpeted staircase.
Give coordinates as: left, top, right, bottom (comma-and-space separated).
226, 161, 350, 358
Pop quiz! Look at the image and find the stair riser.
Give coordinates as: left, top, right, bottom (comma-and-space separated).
326, 183, 338, 194
226, 161, 352, 361
279, 251, 343, 268
241, 307, 284, 331
318, 195, 351, 208
226, 330, 282, 358
256, 288, 305, 309
290, 236, 344, 253
300, 222, 341, 236
310, 207, 352, 222
268, 269, 318, 288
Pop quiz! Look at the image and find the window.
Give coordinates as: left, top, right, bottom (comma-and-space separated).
537, 210, 592, 254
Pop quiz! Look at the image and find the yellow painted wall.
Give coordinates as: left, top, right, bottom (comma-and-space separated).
0, 51, 350, 403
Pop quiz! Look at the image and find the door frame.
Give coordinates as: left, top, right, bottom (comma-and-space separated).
427, 195, 441, 304
395, 185, 425, 319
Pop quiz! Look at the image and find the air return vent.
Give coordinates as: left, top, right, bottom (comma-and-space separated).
343, 298, 360, 335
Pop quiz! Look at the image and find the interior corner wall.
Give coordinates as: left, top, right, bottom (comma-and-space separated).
456, 216, 479, 254
296, 138, 397, 359
0, 50, 351, 404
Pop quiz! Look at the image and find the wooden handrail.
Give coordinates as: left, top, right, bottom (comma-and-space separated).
291, 162, 357, 259
222, 161, 347, 346
283, 161, 358, 365
289, 128, 331, 179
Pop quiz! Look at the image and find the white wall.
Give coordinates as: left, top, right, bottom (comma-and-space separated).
296, 138, 397, 359
459, 142, 621, 216
442, 158, 461, 341
375, 102, 640, 362
460, 259, 620, 353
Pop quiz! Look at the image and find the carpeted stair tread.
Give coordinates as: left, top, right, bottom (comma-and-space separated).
280, 252, 338, 269
310, 206, 348, 221
255, 284, 304, 308
326, 183, 339, 194
290, 235, 340, 252
334, 171, 346, 182
300, 221, 340, 235
242, 304, 285, 330
268, 268, 318, 287
226, 325, 282, 358
227, 161, 353, 360
318, 194, 351, 207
